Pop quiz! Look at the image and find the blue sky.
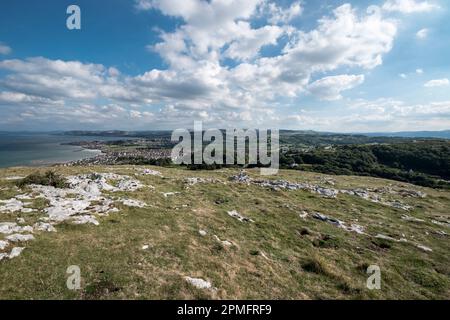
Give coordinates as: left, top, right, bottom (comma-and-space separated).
0, 0, 449, 132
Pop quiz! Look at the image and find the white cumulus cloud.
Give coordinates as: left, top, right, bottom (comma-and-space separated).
382, 0, 439, 13
424, 78, 450, 87
0, 42, 12, 55
416, 28, 429, 39
307, 74, 365, 101
0, 2, 405, 130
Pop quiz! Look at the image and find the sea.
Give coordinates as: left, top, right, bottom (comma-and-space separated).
0, 132, 129, 168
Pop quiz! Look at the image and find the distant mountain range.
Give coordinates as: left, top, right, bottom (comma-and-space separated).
60, 129, 450, 140
2, 129, 448, 140
361, 130, 450, 139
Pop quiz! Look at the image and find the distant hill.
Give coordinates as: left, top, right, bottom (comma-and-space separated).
362, 130, 450, 139
59, 129, 450, 140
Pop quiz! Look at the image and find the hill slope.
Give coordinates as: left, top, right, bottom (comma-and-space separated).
0, 166, 449, 299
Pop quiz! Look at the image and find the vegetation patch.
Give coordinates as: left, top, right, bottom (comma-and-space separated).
17, 171, 69, 189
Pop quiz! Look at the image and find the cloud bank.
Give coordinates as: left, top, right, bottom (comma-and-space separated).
0, 0, 448, 131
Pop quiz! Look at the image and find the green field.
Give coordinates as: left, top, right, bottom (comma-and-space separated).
0, 166, 449, 299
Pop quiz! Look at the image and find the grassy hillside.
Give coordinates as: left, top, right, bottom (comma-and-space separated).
0, 166, 449, 299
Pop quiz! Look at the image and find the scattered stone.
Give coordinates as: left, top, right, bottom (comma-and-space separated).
257, 180, 339, 198
6, 234, 35, 242
3, 176, 25, 181
398, 189, 426, 198
67, 172, 144, 194
311, 212, 365, 234
432, 230, 448, 237
72, 215, 99, 226
375, 234, 396, 241
375, 234, 407, 242
184, 277, 216, 291
401, 215, 425, 223
340, 189, 380, 202
199, 230, 207, 236
347, 224, 365, 234
142, 245, 149, 250
8, 247, 24, 259
388, 201, 413, 211
417, 244, 433, 252
230, 172, 420, 208
260, 252, 270, 260
185, 177, 218, 186
0, 222, 33, 235
0, 198, 33, 213
230, 171, 251, 183
162, 192, 180, 198
120, 199, 147, 208
16, 217, 26, 224
0, 240, 8, 250
431, 219, 450, 228
23, 172, 145, 225
33, 222, 57, 232
227, 210, 254, 223
141, 169, 162, 176
298, 211, 309, 219
314, 187, 339, 198
312, 212, 344, 227
15, 194, 33, 200
213, 235, 233, 246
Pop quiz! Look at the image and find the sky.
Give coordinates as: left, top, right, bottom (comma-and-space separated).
0, 0, 450, 132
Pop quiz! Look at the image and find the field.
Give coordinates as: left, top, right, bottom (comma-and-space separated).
0, 165, 449, 299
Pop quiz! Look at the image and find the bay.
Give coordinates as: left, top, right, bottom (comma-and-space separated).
0, 132, 128, 168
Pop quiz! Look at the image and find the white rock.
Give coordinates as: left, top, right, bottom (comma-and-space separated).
184, 277, 216, 291
72, 215, 99, 226
431, 219, 450, 228
3, 176, 25, 181
0, 222, 33, 235
141, 169, 162, 176
375, 234, 398, 242
15, 194, 33, 200
0, 198, 30, 213
185, 177, 217, 186
347, 224, 365, 234
33, 222, 57, 232
8, 247, 24, 259
121, 199, 147, 208
227, 210, 254, 223
142, 245, 149, 250
402, 215, 425, 223
298, 211, 309, 219
162, 192, 180, 198
312, 212, 344, 227
16, 217, 26, 224
6, 234, 35, 242
417, 244, 433, 252
0, 240, 8, 250
213, 235, 233, 246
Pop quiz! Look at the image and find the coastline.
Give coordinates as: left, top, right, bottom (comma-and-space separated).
0, 133, 110, 168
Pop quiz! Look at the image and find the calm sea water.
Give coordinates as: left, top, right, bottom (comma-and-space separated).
0, 133, 127, 168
